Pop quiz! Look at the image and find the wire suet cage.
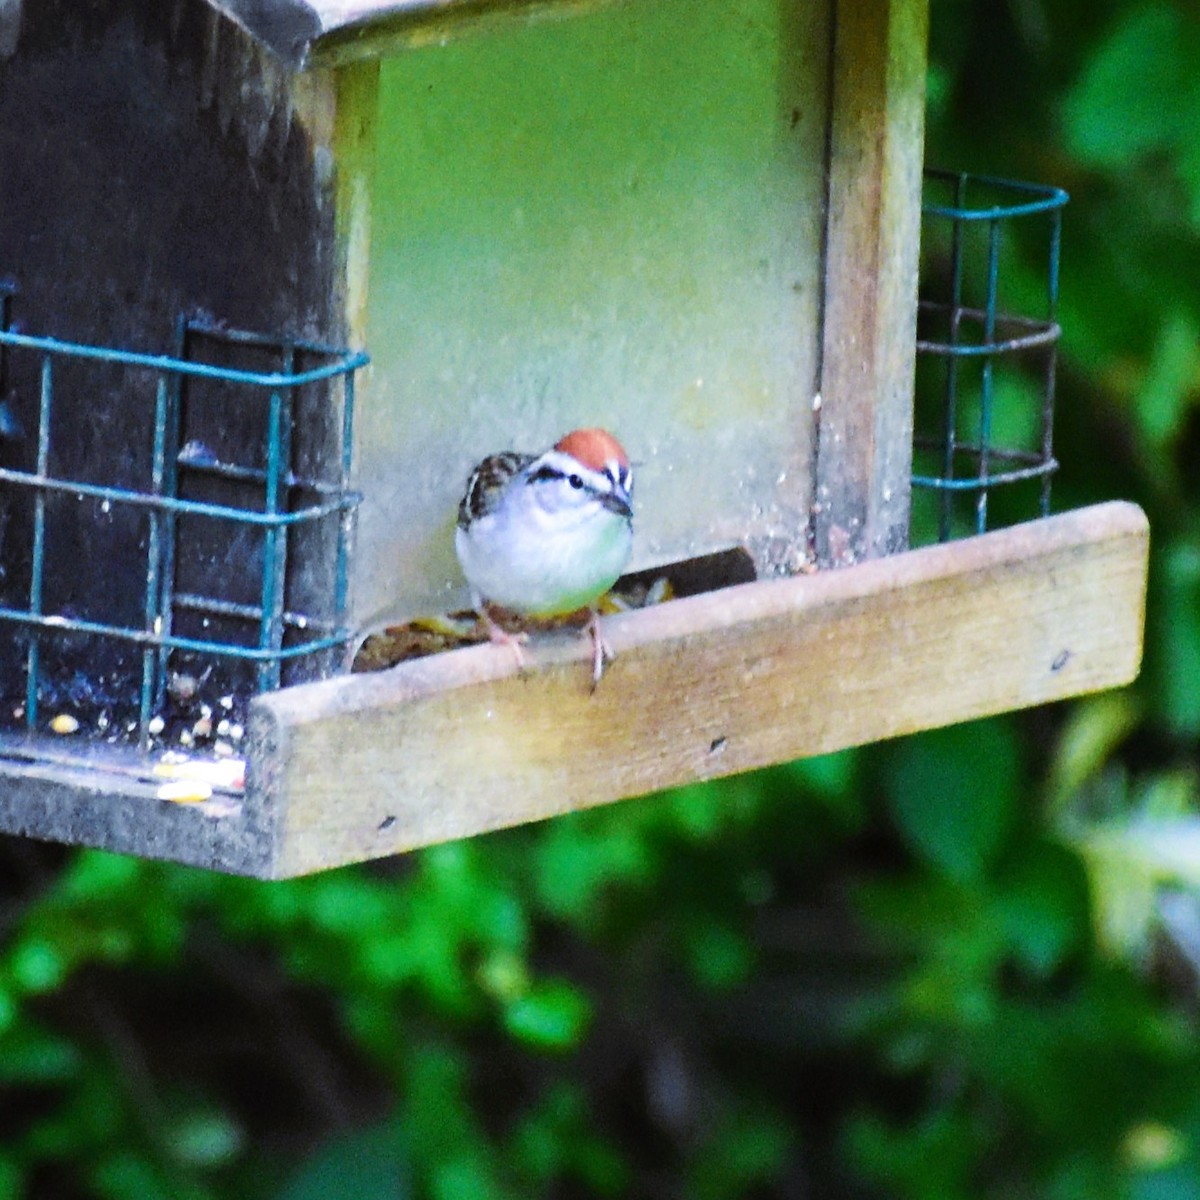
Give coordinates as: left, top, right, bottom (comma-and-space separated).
913, 170, 1068, 542
0, 291, 364, 764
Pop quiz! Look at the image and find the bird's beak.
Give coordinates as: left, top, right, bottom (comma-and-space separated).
602, 486, 633, 519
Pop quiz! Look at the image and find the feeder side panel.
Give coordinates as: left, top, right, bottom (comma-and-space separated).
0, 0, 346, 720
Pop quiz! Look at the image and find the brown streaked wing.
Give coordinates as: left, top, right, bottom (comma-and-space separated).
457, 451, 535, 528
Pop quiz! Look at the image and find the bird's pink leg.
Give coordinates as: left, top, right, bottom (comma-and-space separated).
478, 603, 529, 671
586, 607, 615, 690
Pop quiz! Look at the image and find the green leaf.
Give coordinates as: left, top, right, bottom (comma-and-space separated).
0, 1024, 80, 1084
0, 986, 16, 1036
90, 1153, 181, 1200
59, 852, 146, 903
502, 980, 592, 1051
1131, 1164, 1200, 1200
994, 841, 1090, 975
683, 919, 755, 991
1125, 1122, 1189, 1174
846, 1109, 978, 1200
0, 1155, 21, 1200
308, 873, 394, 936
1075, 792, 1200, 957
1047, 691, 1142, 818
885, 720, 1020, 882
1063, 4, 1190, 167
533, 815, 653, 918
403, 1044, 514, 1200
167, 1108, 244, 1170
687, 1104, 792, 1200
276, 1121, 409, 1200
508, 1082, 629, 1196
1136, 311, 1200, 450
1062, 4, 1200, 226
8, 937, 67, 994
1155, 541, 1200, 736
787, 747, 861, 804
431, 1155, 512, 1200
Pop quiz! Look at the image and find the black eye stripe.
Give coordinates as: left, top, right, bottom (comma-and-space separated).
528, 465, 592, 491
528, 462, 629, 495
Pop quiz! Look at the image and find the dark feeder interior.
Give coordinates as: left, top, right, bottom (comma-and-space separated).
0, 0, 360, 770
0, 304, 362, 767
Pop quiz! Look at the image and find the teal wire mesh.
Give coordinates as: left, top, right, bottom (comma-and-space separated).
0, 292, 364, 754
912, 170, 1068, 543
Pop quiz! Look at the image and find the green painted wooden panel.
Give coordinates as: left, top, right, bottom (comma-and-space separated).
353, 0, 829, 625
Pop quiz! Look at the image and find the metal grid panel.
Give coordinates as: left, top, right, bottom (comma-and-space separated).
913, 169, 1068, 541
0, 300, 365, 752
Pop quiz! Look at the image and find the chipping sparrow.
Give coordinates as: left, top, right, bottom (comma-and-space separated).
455, 428, 634, 685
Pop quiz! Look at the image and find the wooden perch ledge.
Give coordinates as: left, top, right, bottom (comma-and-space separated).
248, 500, 1149, 875
0, 502, 1147, 876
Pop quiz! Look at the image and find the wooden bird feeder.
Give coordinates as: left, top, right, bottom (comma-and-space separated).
0, 0, 1148, 876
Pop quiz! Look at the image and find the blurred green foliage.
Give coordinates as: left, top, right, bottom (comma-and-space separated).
5, 1, 1200, 1197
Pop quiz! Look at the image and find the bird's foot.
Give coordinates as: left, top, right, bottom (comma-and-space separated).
478, 605, 529, 672
586, 608, 615, 691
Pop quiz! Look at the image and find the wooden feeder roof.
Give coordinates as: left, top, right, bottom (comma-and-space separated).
205, 0, 582, 66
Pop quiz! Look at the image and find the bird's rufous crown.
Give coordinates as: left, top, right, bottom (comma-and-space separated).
554, 428, 629, 473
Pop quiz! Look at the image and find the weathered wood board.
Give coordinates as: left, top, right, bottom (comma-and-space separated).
0, 502, 1149, 875
245, 501, 1149, 876
816, 0, 928, 565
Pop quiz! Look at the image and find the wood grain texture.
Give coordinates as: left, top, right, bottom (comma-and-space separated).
0, 744, 271, 875
330, 59, 379, 348
249, 502, 1149, 876
815, 0, 928, 566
